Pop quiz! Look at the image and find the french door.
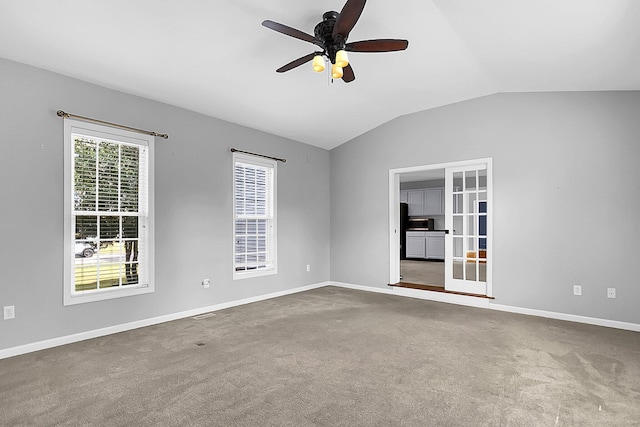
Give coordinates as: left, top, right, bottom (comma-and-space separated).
444, 162, 491, 295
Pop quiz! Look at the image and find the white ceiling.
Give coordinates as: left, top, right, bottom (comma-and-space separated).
2, 1, 639, 150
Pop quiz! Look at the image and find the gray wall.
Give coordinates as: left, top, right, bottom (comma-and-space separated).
0, 58, 331, 350
2, 56, 638, 352
330, 91, 640, 324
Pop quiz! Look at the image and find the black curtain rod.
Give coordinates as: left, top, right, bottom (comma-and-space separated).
57, 110, 169, 139
230, 148, 286, 163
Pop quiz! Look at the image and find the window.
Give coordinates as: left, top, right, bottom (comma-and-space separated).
63, 119, 154, 305
233, 153, 277, 279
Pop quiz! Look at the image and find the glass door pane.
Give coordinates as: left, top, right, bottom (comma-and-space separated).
445, 163, 490, 295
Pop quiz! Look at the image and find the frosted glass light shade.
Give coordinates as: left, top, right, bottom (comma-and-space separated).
312, 55, 325, 72
331, 64, 343, 79
335, 50, 349, 68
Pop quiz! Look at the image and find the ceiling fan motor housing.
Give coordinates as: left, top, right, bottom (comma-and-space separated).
314, 11, 345, 63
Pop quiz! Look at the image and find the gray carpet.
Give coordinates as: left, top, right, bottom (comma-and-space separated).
2, 286, 640, 426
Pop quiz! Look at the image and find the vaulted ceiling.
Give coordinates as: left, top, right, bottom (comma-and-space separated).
2, 0, 639, 149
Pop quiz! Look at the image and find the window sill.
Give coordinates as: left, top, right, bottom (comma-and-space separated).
64, 284, 154, 306
233, 268, 278, 281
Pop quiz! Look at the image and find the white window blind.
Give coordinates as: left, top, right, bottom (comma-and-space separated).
233, 154, 277, 278
64, 119, 154, 305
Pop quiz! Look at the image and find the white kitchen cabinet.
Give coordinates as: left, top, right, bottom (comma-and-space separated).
424, 188, 444, 215
406, 231, 445, 260
406, 231, 426, 258
401, 187, 444, 216
426, 232, 445, 260
407, 190, 425, 216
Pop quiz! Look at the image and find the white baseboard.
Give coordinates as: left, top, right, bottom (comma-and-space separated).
488, 303, 640, 332
0, 281, 329, 360
330, 281, 491, 309
329, 281, 640, 332
329, 281, 396, 296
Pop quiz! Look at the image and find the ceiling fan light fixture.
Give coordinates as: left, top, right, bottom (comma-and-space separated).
331, 63, 343, 79
335, 50, 349, 68
312, 55, 325, 72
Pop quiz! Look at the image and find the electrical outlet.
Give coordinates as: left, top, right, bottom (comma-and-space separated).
607, 288, 616, 299
202, 279, 210, 288
306, 265, 310, 272
573, 285, 582, 296
3, 305, 15, 320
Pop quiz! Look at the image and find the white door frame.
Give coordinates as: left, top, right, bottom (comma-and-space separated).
388, 158, 493, 297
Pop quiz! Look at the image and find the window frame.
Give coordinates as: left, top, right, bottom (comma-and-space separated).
232, 152, 278, 280
63, 118, 155, 305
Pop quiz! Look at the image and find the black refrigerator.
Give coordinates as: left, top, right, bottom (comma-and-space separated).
400, 203, 409, 259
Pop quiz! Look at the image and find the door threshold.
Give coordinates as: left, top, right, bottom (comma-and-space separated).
389, 282, 495, 299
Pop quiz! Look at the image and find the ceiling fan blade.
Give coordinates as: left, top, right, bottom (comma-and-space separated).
346, 39, 409, 53
333, 0, 367, 39
342, 64, 355, 83
262, 20, 322, 47
276, 52, 317, 73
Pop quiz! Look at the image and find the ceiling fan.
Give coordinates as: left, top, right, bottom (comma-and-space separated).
262, 0, 409, 83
